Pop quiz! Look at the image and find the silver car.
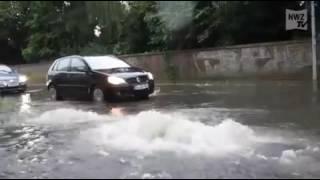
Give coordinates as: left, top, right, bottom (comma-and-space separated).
0, 64, 28, 93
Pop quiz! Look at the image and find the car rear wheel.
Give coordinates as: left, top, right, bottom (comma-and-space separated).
92, 87, 105, 102
49, 86, 63, 101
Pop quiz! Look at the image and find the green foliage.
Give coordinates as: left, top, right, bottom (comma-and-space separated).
79, 42, 109, 56
22, 46, 36, 62
0, 1, 306, 64
118, 1, 153, 53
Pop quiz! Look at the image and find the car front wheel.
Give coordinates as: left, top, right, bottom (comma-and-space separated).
49, 86, 63, 101
92, 87, 105, 103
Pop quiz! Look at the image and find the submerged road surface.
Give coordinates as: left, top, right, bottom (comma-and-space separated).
1, 81, 320, 178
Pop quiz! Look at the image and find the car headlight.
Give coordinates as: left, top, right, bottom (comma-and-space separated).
19, 75, 28, 83
147, 72, 154, 80
108, 76, 126, 85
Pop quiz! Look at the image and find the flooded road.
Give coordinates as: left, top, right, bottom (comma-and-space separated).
1, 81, 320, 178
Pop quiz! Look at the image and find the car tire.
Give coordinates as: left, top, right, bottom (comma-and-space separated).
19, 88, 26, 94
136, 94, 149, 100
92, 87, 105, 103
49, 85, 63, 101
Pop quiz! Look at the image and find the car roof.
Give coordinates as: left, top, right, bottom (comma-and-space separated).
0, 64, 10, 67
55, 55, 117, 62
55, 55, 81, 61
82, 55, 117, 58
0, 65, 14, 74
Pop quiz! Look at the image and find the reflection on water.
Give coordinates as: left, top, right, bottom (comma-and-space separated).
0, 82, 320, 178
20, 94, 31, 113
110, 107, 125, 117
0, 97, 16, 113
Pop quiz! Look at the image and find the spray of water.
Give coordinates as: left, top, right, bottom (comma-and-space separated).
156, 1, 196, 31
26, 108, 274, 156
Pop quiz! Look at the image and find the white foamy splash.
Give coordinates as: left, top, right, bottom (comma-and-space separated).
80, 110, 264, 155
150, 88, 161, 97
279, 146, 320, 165
28, 108, 114, 125
27, 108, 276, 155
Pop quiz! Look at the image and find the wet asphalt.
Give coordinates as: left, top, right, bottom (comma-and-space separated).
1, 81, 320, 178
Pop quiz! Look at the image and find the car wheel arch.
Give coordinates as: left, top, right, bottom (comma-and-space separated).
90, 83, 103, 93
48, 83, 55, 90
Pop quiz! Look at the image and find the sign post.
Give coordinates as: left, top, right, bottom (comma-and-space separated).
311, 1, 318, 92
286, 3, 317, 92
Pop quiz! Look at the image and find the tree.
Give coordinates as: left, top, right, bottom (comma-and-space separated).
117, 1, 153, 54
85, 1, 125, 52
21, 1, 125, 62
0, 1, 307, 64
0, 1, 29, 64
22, 1, 66, 62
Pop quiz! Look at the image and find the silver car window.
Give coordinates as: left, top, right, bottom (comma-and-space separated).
0, 65, 13, 74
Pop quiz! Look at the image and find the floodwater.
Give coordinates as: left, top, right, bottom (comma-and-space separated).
1, 81, 320, 178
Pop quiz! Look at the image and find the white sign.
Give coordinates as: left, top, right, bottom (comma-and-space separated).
286, 9, 308, 31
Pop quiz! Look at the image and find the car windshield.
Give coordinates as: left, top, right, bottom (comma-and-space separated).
0, 65, 13, 74
84, 56, 130, 70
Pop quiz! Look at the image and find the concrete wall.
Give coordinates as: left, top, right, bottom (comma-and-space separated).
15, 40, 316, 84
120, 40, 314, 81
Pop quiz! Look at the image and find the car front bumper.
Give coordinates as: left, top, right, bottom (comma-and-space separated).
105, 81, 155, 97
0, 84, 27, 93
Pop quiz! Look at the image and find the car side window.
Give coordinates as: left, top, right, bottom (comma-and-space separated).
56, 59, 70, 72
71, 58, 88, 72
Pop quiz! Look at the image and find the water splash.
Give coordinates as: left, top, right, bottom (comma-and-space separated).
28, 108, 114, 125
156, 1, 195, 31
25, 108, 288, 156
79, 110, 263, 155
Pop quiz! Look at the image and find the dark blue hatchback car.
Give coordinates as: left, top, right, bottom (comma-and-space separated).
46, 55, 155, 102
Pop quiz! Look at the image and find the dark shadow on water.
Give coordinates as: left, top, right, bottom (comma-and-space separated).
63, 95, 151, 104
0, 91, 25, 97
58, 95, 154, 115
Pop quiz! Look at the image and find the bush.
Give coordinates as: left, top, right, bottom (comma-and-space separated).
79, 42, 110, 56
22, 46, 56, 63
22, 47, 39, 63
60, 46, 78, 57
22, 32, 57, 62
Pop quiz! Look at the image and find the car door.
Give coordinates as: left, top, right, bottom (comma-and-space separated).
69, 57, 92, 98
54, 58, 72, 97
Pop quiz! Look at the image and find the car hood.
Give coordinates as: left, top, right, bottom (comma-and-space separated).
0, 74, 18, 81
94, 68, 148, 79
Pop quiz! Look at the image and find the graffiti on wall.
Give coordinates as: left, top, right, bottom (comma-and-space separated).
193, 46, 275, 75
121, 41, 310, 79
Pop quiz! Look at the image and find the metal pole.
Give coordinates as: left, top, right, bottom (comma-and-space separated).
311, 1, 318, 92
